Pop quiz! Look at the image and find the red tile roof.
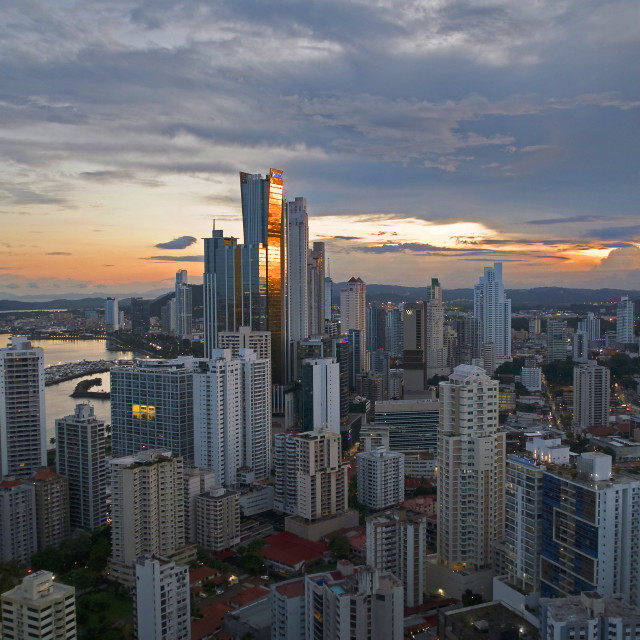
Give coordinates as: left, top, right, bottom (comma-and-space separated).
32, 470, 59, 480
261, 531, 328, 567
0, 479, 23, 488
191, 603, 233, 640
275, 580, 305, 599
584, 426, 617, 437
225, 585, 269, 609
189, 566, 219, 585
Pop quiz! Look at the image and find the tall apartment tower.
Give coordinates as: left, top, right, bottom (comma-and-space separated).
56, 403, 106, 532
541, 452, 640, 607
240, 169, 287, 384
174, 269, 192, 340
0, 478, 37, 564
305, 566, 403, 640
357, 448, 405, 510
437, 365, 505, 570
340, 277, 367, 371
617, 295, 635, 344
402, 302, 425, 394
572, 330, 589, 363
0, 337, 46, 478
109, 450, 193, 586
425, 294, 448, 379
135, 555, 190, 640
308, 242, 326, 337
31, 470, 70, 550
473, 262, 511, 363
546, 320, 568, 362
385, 307, 403, 358
573, 361, 611, 432
105, 296, 119, 332
194, 349, 271, 486
578, 312, 600, 342
195, 488, 241, 551
287, 197, 308, 343
273, 430, 348, 520
218, 326, 271, 360
111, 357, 194, 461
300, 358, 340, 433
1, 571, 76, 640
366, 508, 427, 607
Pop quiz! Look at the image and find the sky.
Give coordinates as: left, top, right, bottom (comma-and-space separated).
2, 0, 640, 299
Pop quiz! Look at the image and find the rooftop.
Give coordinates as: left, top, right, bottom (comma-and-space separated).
443, 601, 538, 640
274, 579, 305, 599
543, 593, 640, 622
261, 531, 328, 567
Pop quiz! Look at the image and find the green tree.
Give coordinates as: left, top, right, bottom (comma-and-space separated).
328, 535, 351, 560
462, 589, 484, 607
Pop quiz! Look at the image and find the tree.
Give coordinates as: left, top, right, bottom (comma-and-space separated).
329, 535, 351, 560
462, 589, 484, 607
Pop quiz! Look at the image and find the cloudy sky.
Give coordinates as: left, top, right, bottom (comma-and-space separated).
2, 0, 640, 298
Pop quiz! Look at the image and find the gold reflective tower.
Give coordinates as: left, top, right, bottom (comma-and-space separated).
240, 169, 287, 384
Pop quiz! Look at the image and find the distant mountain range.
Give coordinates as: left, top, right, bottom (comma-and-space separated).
1, 285, 639, 313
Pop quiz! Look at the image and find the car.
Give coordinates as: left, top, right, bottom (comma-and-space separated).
260, 575, 269, 581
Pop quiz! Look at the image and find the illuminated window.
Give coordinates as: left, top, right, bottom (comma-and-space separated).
132, 404, 155, 420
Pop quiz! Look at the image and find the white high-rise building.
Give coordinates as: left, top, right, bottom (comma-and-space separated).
340, 277, 367, 370
135, 555, 190, 640
105, 296, 119, 332
174, 269, 192, 340
578, 312, 601, 342
194, 349, 271, 486
473, 263, 511, 363
0, 337, 46, 478
1, 571, 76, 640
437, 365, 505, 570
183, 466, 215, 543
56, 403, 106, 531
573, 361, 610, 432
273, 430, 348, 520
520, 367, 542, 392
617, 295, 635, 344
218, 326, 271, 360
300, 358, 340, 433
287, 197, 308, 343
366, 508, 427, 607
541, 453, 640, 606
109, 450, 193, 586
306, 565, 403, 640
356, 448, 404, 510
0, 478, 37, 564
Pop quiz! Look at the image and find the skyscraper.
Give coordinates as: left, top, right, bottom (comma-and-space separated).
546, 319, 568, 362
437, 365, 505, 570
300, 358, 340, 433
0, 337, 46, 478
111, 357, 195, 461
0, 478, 37, 564
617, 295, 635, 344
307, 242, 326, 337
105, 297, 119, 332
385, 307, 403, 358
357, 448, 405, 510
473, 263, 511, 363
240, 169, 287, 384
287, 197, 308, 343
174, 269, 192, 340
573, 360, 610, 432
56, 403, 106, 531
340, 277, 367, 371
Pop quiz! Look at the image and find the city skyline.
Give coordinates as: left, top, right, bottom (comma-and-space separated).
2, 1, 640, 298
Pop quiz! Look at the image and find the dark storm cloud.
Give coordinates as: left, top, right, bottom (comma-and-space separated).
154, 236, 198, 250
583, 226, 640, 240
527, 215, 601, 225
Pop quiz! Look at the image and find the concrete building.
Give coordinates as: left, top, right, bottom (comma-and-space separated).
194, 349, 271, 486
183, 466, 216, 543
425, 286, 448, 379
520, 367, 542, 392
174, 269, 192, 341
55, 403, 106, 531
105, 296, 119, 332
340, 277, 367, 371
287, 197, 308, 343
135, 555, 190, 640
373, 399, 439, 453
0, 337, 46, 479
274, 430, 348, 521
356, 448, 404, 510
526, 436, 570, 465
579, 312, 601, 341
305, 565, 403, 640
366, 508, 427, 607
573, 330, 589, 363
110, 357, 194, 461
0, 571, 76, 640
541, 592, 640, 640
385, 307, 403, 358
109, 450, 193, 586
300, 358, 340, 433
271, 578, 305, 640
195, 488, 240, 551
473, 263, 511, 363
218, 326, 271, 360
0, 478, 36, 564
546, 320, 568, 362
529, 316, 541, 336
617, 295, 635, 345
31, 470, 70, 550
573, 361, 610, 432
437, 365, 505, 570
307, 241, 326, 338
541, 453, 640, 607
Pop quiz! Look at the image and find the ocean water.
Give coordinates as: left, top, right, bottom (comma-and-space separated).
26, 340, 140, 444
